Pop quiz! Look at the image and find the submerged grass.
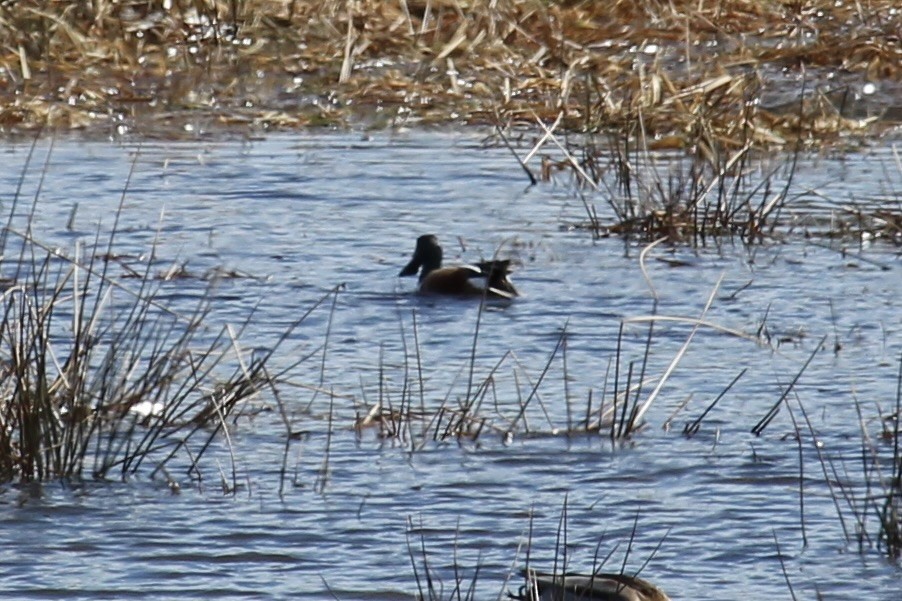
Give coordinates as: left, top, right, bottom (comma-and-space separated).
0, 1, 898, 143
842, 354, 902, 559
404, 497, 674, 601
354, 271, 763, 448
497, 106, 902, 245
0, 142, 317, 486
747, 343, 902, 562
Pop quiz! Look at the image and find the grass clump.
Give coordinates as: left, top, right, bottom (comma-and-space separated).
845, 355, 902, 559
0, 146, 306, 486
496, 91, 902, 246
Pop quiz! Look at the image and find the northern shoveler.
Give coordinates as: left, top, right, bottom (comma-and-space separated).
399, 234, 518, 300
520, 570, 671, 601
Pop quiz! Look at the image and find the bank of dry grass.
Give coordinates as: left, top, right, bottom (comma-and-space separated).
1, 0, 899, 144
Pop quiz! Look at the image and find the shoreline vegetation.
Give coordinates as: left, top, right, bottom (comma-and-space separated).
0, 0, 900, 144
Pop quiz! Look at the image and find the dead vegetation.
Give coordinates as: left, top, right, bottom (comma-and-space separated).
1, 0, 899, 142
490, 95, 902, 246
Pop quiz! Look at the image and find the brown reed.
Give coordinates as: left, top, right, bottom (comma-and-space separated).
1, 1, 897, 144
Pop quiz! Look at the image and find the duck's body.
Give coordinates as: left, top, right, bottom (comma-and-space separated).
523, 571, 671, 601
399, 235, 518, 300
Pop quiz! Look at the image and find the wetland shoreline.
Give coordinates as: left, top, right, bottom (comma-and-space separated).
1, 1, 900, 144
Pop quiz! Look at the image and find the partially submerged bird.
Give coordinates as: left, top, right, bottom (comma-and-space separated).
520, 570, 672, 601
399, 234, 518, 300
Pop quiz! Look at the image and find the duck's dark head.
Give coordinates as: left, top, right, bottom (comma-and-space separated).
400, 234, 443, 280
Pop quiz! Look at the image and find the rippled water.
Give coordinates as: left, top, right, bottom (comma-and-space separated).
1, 131, 900, 600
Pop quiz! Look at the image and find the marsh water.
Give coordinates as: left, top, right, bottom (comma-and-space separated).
1, 131, 900, 600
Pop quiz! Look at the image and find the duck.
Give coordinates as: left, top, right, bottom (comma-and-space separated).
399, 234, 518, 300
520, 570, 672, 601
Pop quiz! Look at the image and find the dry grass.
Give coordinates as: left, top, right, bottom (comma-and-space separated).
1, 0, 898, 143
